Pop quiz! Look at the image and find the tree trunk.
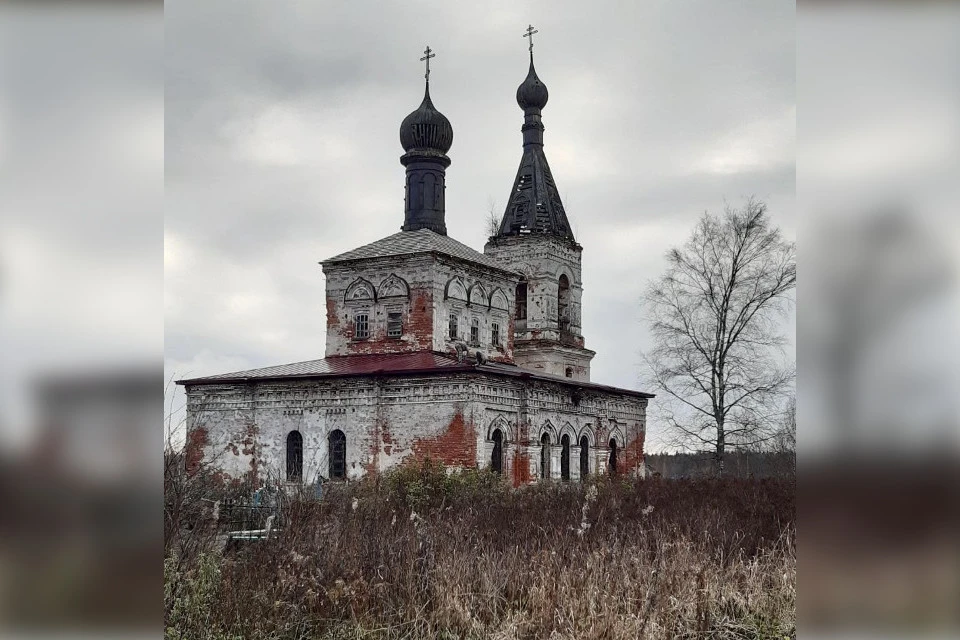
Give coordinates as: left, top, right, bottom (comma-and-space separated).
715, 422, 725, 476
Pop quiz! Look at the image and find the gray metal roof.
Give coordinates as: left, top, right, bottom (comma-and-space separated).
177, 350, 654, 399
177, 352, 468, 384
323, 228, 514, 273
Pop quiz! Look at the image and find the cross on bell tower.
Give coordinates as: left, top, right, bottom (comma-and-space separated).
522, 25, 538, 54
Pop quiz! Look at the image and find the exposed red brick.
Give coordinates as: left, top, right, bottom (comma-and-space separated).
623, 429, 645, 473
410, 408, 476, 468
511, 450, 531, 487
343, 289, 435, 356
326, 297, 340, 329
184, 426, 208, 477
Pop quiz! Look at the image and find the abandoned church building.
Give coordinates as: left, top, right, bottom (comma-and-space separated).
178, 42, 652, 487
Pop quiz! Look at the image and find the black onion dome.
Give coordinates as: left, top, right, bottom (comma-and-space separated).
516, 56, 549, 112
400, 83, 453, 154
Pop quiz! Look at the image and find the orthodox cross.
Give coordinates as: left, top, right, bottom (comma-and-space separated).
420, 45, 435, 81
523, 25, 538, 54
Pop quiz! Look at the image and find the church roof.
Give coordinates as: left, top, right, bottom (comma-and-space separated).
177, 351, 468, 384
323, 228, 515, 273
176, 351, 654, 398
497, 145, 575, 241
494, 52, 576, 243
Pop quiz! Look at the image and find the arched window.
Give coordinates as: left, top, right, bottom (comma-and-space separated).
560, 434, 570, 481
608, 439, 618, 476
540, 433, 551, 480
286, 431, 303, 481
579, 435, 590, 479
516, 280, 527, 321
491, 429, 503, 474
558, 274, 570, 330
328, 429, 346, 480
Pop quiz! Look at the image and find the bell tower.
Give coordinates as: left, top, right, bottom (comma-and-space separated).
484, 27, 595, 381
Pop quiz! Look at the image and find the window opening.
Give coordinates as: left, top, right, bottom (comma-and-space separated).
608, 439, 618, 476
516, 281, 527, 321
491, 429, 503, 474
491, 322, 500, 346
329, 429, 346, 480
470, 318, 480, 346
540, 433, 551, 480
286, 431, 303, 481
579, 436, 590, 479
387, 312, 402, 338
354, 312, 369, 339
448, 313, 458, 340
560, 434, 570, 481
558, 274, 570, 330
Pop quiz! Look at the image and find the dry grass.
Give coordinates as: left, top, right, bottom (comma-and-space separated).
165, 461, 795, 639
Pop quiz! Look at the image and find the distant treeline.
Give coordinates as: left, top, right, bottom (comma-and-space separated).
645, 451, 795, 478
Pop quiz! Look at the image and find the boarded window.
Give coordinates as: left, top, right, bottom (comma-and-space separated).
286, 431, 303, 481
540, 433, 551, 480
491, 429, 503, 474
448, 313, 458, 340
387, 312, 402, 338
329, 429, 346, 480
516, 281, 527, 320
560, 434, 570, 481
608, 439, 618, 476
491, 322, 500, 346
354, 313, 369, 339
470, 318, 480, 345
579, 436, 590, 479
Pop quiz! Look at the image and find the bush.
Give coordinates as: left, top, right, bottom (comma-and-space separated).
165, 464, 795, 639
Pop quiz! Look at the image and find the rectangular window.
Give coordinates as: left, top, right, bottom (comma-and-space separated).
491, 322, 500, 346
470, 318, 480, 346
387, 312, 402, 338
354, 313, 369, 339
448, 313, 458, 340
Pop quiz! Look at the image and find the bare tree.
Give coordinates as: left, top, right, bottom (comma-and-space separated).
643, 198, 796, 474
485, 198, 500, 238
773, 395, 796, 454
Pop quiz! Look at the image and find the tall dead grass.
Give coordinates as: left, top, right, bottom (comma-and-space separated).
165, 461, 795, 639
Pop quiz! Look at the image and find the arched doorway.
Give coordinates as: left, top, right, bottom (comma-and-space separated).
491, 428, 503, 474
328, 429, 346, 480
579, 435, 590, 479
286, 431, 303, 481
608, 439, 618, 476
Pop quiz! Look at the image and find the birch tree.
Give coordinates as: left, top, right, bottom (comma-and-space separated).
644, 198, 796, 474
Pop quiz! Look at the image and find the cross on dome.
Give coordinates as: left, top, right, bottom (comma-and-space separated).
420, 45, 435, 81
523, 25, 538, 54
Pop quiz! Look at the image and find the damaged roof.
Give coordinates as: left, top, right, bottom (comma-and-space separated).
322, 228, 513, 274
176, 351, 654, 399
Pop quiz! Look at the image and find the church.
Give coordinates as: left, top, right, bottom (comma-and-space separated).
178, 36, 652, 487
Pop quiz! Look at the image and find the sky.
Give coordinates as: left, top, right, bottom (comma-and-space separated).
163, 0, 796, 449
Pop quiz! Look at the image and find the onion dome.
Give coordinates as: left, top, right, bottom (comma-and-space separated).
516, 55, 549, 113
400, 82, 453, 155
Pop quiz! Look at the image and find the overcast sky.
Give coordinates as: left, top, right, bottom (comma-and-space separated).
164, 0, 796, 447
